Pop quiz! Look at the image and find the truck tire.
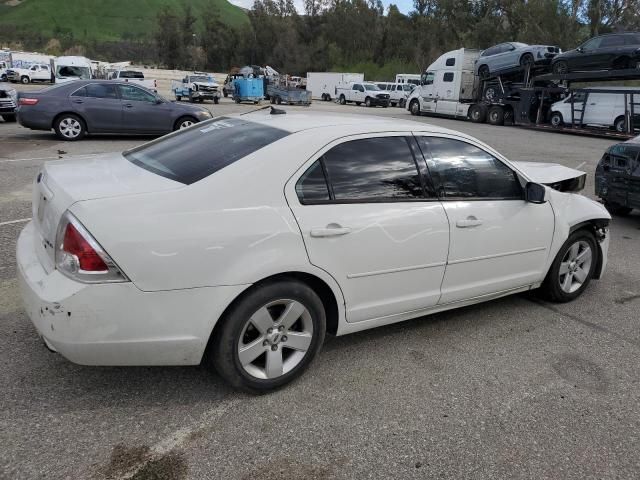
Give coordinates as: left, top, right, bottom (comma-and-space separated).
275, 96, 282, 105
214, 97, 219, 105
614, 116, 626, 133
409, 99, 420, 116
468, 105, 486, 123
0, 74, 7, 82
487, 106, 504, 125
189, 93, 195, 103
1, 114, 16, 122
339, 95, 346, 105
365, 97, 372, 107
223, 91, 228, 98
21, 76, 30, 84
550, 112, 563, 128
176, 95, 182, 101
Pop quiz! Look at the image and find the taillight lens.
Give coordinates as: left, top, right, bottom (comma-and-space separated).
55, 211, 128, 283
19, 98, 39, 106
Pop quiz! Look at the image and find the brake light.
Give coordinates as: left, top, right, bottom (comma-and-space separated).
19, 98, 39, 106
55, 211, 128, 283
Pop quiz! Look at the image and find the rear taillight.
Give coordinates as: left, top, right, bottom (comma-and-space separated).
19, 98, 39, 106
55, 211, 128, 283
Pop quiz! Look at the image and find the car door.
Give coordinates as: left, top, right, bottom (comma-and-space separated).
434, 72, 457, 115
573, 37, 603, 70
602, 145, 633, 207
415, 135, 555, 304
419, 72, 437, 113
286, 134, 450, 323
70, 83, 123, 132
583, 93, 614, 126
118, 84, 170, 133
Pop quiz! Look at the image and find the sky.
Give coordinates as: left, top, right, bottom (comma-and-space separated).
228, 0, 415, 15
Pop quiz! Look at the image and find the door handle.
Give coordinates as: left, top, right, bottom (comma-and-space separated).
456, 216, 483, 228
310, 224, 351, 238
124, 103, 133, 108
72, 99, 83, 104
589, 103, 596, 105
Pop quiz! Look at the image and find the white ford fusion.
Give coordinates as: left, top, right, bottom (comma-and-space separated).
17, 111, 611, 392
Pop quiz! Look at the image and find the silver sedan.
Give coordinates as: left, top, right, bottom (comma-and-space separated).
475, 42, 561, 79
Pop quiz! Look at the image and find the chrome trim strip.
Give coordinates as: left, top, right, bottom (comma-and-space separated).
347, 261, 446, 279
447, 246, 547, 265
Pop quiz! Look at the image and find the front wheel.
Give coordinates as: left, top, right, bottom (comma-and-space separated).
209, 280, 326, 393
365, 97, 372, 107
540, 230, 598, 303
214, 97, 219, 105
520, 53, 534, 68
174, 116, 198, 131
614, 116, 626, 133
54, 114, 86, 141
552, 61, 568, 75
21, 76, 30, 84
550, 112, 564, 128
175, 95, 182, 101
478, 65, 490, 80
409, 99, 420, 116
339, 95, 346, 105
223, 91, 228, 98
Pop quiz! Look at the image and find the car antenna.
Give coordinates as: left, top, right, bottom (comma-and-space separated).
239, 105, 286, 116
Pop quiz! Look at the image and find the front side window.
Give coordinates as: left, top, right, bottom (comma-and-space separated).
124, 117, 289, 185
582, 37, 602, 50
118, 84, 155, 102
321, 137, 426, 201
364, 84, 380, 91
85, 83, 118, 99
418, 137, 522, 199
443, 72, 454, 82
423, 72, 435, 85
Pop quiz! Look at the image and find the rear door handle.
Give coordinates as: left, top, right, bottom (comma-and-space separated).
456, 216, 483, 228
310, 225, 351, 238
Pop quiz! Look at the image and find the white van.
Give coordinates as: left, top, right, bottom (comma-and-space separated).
550, 87, 640, 132
375, 81, 413, 107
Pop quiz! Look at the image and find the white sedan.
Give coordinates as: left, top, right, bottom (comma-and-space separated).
17, 111, 611, 392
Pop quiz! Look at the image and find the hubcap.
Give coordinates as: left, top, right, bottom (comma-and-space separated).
552, 115, 561, 127
237, 299, 313, 380
559, 240, 592, 294
59, 118, 81, 138
180, 120, 194, 129
616, 120, 625, 132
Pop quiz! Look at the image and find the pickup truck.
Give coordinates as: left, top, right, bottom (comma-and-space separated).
108, 70, 157, 92
7, 63, 52, 84
0, 85, 17, 122
0, 61, 8, 82
171, 73, 220, 103
336, 82, 390, 107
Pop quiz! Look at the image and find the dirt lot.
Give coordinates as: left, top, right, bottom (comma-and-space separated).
1, 80, 639, 480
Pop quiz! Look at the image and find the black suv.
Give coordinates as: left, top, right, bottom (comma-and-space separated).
552, 32, 640, 74
595, 136, 640, 214
0, 85, 17, 122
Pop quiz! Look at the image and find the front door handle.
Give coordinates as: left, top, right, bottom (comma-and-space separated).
72, 99, 83, 104
456, 216, 483, 228
124, 103, 133, 108
310, 224, 351, 238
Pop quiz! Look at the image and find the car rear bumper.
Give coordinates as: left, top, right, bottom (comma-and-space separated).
16, 107, 52, 130
17, 221, 247, 366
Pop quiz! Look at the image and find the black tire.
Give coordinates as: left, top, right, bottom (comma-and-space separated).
1, 74, 7, 82
365, 97, 372, 107
604, 201, 632, 215
339, 95, 346, 105
173, 116, 198, 131
409, 99, 420, 116
487, 106, 504, 125
399, 98, 406, 109
1, 114, 16, 122
20, 76, 30, 84
189, 93, 195, 103
355, 101, 361, 106
270, 96, 276, 104
209, 279, 326, 393
552, 61, 568, 75
484, 85, 499, 101
176, 95, 182, 101
214, 97, 219, 105
234, 97, 241, 104
320, 94, 326, 101
520, 53, 534, 67
325, 94, 331, 102
478, 65, 490, 80
54, 113, 86, 141
275, 96, 282, 105
550, 111, 564, 128
468, 104, 486, 123
223, 91, 228, 98
540, 230, 598, 303
614, 116, 626, 133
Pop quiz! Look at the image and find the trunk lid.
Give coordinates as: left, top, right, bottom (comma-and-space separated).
32, 153, 183, 272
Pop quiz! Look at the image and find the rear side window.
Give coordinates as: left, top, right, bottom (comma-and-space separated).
85, 84, 118, 99
625, 34, 640, 45
600, 35, 625, 47
445, 58, 455, 66
124, 117, 289, 185
296, 161, 330, 204
418, 137, 522, 199
119, 71, 144, 79
321, 137, 426, 201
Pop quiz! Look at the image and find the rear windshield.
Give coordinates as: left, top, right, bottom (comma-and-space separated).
124, 117, 290, 184
119, 71, 144, 79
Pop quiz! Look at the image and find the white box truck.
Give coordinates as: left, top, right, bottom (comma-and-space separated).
306, 72, 364, 101
53, 56, 92, 83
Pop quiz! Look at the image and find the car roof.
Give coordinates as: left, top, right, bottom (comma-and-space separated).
240, 110, 465, 137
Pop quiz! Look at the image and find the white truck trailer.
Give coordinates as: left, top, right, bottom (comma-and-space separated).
306, 72, 364, 101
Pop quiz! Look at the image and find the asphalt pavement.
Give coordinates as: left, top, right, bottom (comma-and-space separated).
1, 83, 639, 480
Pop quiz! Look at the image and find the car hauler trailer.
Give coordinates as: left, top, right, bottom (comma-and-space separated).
407, 48, 640, 138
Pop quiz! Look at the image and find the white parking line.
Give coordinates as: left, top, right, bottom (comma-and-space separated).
0, 218, 31, 227
575, 161, 586, 170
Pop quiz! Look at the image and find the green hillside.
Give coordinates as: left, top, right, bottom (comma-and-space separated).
0, 0, 248, 42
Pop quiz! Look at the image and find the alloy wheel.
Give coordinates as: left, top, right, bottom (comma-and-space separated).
237, 299, 314, 380
59, 117, 82, 139
179, 119, 194, 129
558, 240, 592, 294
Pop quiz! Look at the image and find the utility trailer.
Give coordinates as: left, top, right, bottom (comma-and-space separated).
407, 48, 640, 138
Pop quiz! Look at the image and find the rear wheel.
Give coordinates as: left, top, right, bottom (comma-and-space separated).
209, 280, 326, 393
174, 116, 198, 131
468, 104, 486, 123
223, 90, 228, 98
487, 106, 504, 125
550, 112, 564, 128
355, 101, 361, 106
213, 97, 219, 105
540, 230, 597, 303
399, 98, 406, 109
54, 114, 86, 141
409, 99, 420, 116
520, 53, 534, 68
275, 96, 282, 105
339, 95, 346, 105
365, 97, 372, 107
0, 74, 7, 82
175, 95, 182, 101
614, 116, 626, 133
552, 61, 568, 75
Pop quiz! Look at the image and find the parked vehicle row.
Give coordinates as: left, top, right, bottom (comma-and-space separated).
375, 82, 414, 107
596, 135, 640, 214
15, 80, 212, 140
16, 111, 611, 393
336, 82, 390, 107
107, 70, 157, 92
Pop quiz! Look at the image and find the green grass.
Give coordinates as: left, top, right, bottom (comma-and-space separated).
0, 0, 248, 42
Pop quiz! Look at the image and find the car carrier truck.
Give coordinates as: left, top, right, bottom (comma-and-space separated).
406, 48, 640, 138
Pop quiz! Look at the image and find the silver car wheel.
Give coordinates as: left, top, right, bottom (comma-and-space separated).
237, 299, 313, 380
59, 117, 82, 139
558, 240, 592, 294
179, 119, 194, 129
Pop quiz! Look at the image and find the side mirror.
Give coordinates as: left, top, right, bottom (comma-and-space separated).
576, 47, 583, 53
525, 182, 547, 204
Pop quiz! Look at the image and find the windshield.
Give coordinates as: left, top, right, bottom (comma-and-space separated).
124, 117, 290, 185
57, 66, 91, 79
190, 75, 209, 82
364, 84, 380, 91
